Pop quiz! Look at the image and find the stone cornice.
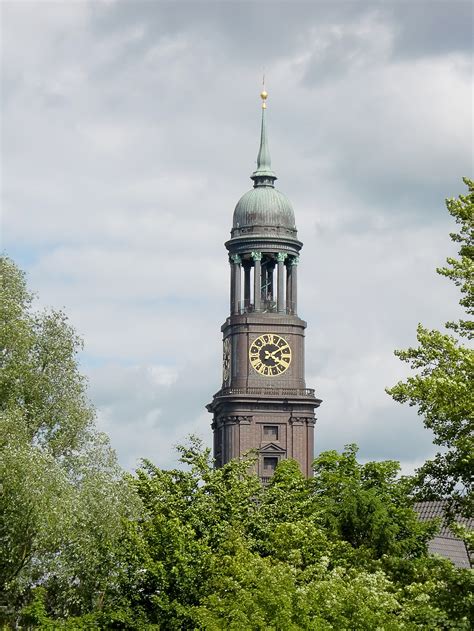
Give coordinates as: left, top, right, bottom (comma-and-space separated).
226, 235, 302, 256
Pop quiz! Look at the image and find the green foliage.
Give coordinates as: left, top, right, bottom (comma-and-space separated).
4, 428, 473, 629
0, 258, 93, 456
387, 179, 474, 515
102, 440, 471, 629
0, 257, 138, 627
311, 445, 434, 560
438, 177, 474, 338
192, 539, 406, 631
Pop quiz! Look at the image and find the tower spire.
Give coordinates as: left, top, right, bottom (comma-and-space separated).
251, 84, 277, 187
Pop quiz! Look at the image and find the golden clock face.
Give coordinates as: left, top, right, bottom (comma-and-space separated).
249, 334, 292, 377
222, 337, 231, 383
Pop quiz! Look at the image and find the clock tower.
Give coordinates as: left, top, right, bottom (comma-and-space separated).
207, 90, 321, 481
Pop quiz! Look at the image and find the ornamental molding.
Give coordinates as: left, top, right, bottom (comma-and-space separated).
222, 415, 252, 425
233, 226, 297, 236
289, 416, 314, 425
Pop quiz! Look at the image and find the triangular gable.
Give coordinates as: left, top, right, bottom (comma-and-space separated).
260, 443, 286, 454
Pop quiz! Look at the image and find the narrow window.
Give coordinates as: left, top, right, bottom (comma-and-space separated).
263, 425, 278, 441
263, 457, 278, 473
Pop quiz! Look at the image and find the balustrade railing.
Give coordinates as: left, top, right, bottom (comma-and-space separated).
237, 300, 297, 315
218, 386, 315, 398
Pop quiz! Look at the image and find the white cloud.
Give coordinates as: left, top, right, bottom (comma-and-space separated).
88, 361, 213, 470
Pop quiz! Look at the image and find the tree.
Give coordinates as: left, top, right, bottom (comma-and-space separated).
310, 445, 434, 560
387, 179, 474, 516
0, 257, 138, 626
110, 441, 472, 630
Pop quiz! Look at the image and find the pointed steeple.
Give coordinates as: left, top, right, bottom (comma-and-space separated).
251, 88, 277, 188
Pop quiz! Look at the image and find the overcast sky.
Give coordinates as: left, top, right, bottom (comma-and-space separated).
2, 0, 472, 473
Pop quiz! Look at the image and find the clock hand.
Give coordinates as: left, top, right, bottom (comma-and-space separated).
263, 350, 288, 367
269, 348, 284, 360
265, 349, 281, 360
261, 354, 288, 370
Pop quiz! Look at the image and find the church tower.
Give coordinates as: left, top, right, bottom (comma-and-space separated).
207, 90, 321, 481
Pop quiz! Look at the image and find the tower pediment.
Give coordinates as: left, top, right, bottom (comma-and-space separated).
259, 442, 286, 454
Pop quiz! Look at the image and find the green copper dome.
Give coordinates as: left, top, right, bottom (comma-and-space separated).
231, 96, 297, 239
233, 186, 296, 234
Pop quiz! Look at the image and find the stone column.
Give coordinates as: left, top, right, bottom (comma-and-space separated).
231, 254, 241, 315
231, 420, 240, 460
212, 420, 219, 466
286, 263, 292, 313
225, 421, 232, 464
289, 255, 299, 315
229, 259, 235, 315
306, 418, 315, 478
251, 252, 262, 311
290, 416, 305, 473
276, 252, 287, 313
244, 263, 251, 308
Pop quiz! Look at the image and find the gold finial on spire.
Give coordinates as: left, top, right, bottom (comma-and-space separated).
260, 73, 268, 108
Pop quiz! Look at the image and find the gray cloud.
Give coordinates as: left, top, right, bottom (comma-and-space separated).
91, 1, 473, 66
388, 1, 473, 60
